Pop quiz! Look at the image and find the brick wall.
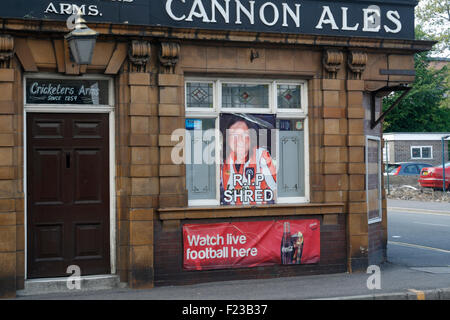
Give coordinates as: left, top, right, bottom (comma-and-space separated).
0, 19, 426, 293
393, 140, 448, 166
154, 213, 346, 286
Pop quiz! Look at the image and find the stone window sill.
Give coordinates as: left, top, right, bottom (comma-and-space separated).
157, 202, 344, 221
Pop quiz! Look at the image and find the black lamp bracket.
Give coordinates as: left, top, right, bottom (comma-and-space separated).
370, 84, 412, 129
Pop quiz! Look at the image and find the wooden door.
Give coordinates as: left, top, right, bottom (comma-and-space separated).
27, 113, 110, 278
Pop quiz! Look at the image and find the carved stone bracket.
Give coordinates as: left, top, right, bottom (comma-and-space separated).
322, 49, 343, 79
348, 51, 368, 80
0, 35, 14, 68
159, 42, 180, 74
129, 40, 151, 72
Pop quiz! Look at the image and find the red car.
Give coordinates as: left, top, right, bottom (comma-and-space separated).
418, 162, 450, 190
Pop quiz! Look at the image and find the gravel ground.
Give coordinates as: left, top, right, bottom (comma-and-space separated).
386, 185, 450, 202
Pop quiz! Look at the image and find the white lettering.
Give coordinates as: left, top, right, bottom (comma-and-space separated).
211, 0, 230, 23
44, 2, 58, 14
72, 5, 86, 15
341, 7, 359, 31
171, 128, 186, 165
259, 2, 279, 27
88, 5, 99, 16
264, 189, 274, 201
315, 6, 339, 30
30, 82, 39, 94
255, 174, 264, 187
282, 3, 300, 28
367, 265, 381, 289
186, 0, 211, 22
224, 190, 233, 203
192, 130, 203, 165
363, 7, 381, 32
60, 3, 73, 15
235, 0, 255, 25
233, 174, 243, 187
166, 0, 186, 21
202, 129, 216, 165
384, 10, 401, 33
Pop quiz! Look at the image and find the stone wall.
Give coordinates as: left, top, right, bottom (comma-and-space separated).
0, 17, 430, 296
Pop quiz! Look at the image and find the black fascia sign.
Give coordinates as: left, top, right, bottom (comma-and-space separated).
2, 0, 416, 40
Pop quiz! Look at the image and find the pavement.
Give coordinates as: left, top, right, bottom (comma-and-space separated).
11, 199, 450, 301
12, 262, 450, 300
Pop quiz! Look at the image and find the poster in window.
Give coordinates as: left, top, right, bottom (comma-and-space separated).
220, 113, 276, 205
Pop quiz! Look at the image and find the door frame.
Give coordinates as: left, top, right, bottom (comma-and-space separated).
23, 73, 116, 279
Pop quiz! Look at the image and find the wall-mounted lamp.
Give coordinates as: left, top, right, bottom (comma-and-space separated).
64, 13, 98, 65
250, 49, 259, 62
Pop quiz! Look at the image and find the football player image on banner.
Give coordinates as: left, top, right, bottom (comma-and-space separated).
220, 113, 276, 205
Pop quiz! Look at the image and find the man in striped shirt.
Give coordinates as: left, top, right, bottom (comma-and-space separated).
221, 119, 277, 205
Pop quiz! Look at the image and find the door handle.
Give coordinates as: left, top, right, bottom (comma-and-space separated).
66, 152, 71, 169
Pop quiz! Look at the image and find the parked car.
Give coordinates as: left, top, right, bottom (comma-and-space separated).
418, 162, 450, 190
385, 162, 433, 176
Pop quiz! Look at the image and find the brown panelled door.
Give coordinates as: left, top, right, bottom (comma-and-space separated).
27, 113, 110, 278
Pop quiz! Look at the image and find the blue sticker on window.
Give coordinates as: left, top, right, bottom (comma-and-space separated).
186, 119, 202, 130
279, 120, 291, 131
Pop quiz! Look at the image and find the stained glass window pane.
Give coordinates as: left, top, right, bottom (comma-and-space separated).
277, 84, 301, 109
186, 82, 213, 108
221, 84, 269, 109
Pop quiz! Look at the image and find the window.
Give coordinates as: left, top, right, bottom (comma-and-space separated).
186, 82, 214, 109
411, 146, 433, 159
184, 79, 308, 206
403, 165, 419, 175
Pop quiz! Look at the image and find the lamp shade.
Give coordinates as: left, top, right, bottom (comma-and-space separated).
64, 18, 98, 65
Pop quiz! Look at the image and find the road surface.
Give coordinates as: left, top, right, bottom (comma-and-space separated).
387, 199, 450, 268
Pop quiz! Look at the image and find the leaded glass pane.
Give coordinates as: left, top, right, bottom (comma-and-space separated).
277, 84, 301, 109
186, 82, 213, 108
221, 84, 269, 109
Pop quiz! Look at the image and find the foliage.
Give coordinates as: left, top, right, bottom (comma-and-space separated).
415, 0, 450, 56
382, 51, 450, 133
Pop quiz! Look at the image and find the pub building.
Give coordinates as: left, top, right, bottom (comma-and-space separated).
0, 0, 433, 297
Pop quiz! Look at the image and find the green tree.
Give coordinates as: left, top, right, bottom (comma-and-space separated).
382, 51, 450, 132
415, 0, 450, 56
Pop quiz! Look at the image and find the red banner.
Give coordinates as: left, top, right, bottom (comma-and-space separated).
183, 219, 320, 270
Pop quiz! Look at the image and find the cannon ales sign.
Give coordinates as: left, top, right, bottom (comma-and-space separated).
2, 0, 415, 39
